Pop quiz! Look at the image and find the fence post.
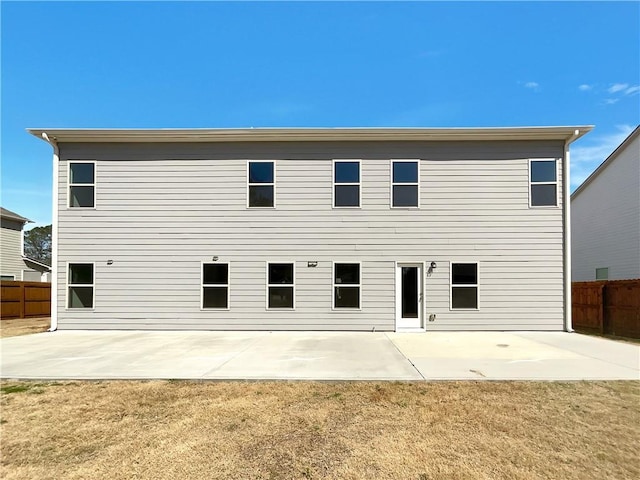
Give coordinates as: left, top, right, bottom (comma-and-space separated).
19, 282, 25, 319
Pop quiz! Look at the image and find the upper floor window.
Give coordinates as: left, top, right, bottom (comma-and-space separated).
267, 263, 294, 309
391, 160, 419, 207
68, 263, 94, 309
69, 162, 95, 208
248, 161, 275, 208
333, 160, 361, 207
202, 263, 229, 309
530, 159, 557, 207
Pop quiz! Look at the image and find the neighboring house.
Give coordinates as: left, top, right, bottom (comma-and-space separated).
571, 126, 640, 282
0, 207, 51, 282
30, 126, 591, 332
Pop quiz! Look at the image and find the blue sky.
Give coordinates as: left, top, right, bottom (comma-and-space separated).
2, 1, 639, 227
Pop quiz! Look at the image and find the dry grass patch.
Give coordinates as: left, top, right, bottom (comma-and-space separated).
1, 381, 638, 479
0, 317, 50, 338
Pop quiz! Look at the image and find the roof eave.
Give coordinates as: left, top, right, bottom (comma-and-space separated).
27, 126, 593, 144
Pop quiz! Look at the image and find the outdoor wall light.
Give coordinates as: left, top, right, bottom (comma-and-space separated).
212, 256, 219, 261
307, 261, 318, 267
430, 261, 437, 269
107, 260, 114, 265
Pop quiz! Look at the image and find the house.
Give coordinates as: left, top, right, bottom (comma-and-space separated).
571, 126, 640, 282
29, 126, 591, 332
0, 207, 52, 282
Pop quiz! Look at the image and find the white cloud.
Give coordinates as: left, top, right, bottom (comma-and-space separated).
524, 81, 539, 89
625, 85, 640, 95
608, 83, 629, 93
578, 84, 592, 91
570, 125, 635, 190
603, 98, 619, 105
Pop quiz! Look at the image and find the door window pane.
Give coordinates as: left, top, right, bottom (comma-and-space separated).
401, 267, 419, 318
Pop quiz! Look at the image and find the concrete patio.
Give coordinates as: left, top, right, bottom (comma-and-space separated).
1, 330, 638, 381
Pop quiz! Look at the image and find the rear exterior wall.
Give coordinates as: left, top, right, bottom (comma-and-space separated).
55, 140, 566, 331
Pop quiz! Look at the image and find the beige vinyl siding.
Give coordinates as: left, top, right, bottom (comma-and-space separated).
55, 140, 565, 331
0, 220, 24, 280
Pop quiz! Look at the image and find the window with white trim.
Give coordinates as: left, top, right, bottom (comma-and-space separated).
333, 263, 360, 309
68, 263, 94, 308
334, 160, 360, 207
202, 263, 229, 309
530, 159, 557, 207
248, 161, 275, 207
69, 162, 95, 208
392, 160, 419, 207
267, 263, 294, 309
451, 263, 478, 310
1, 275, 16, 281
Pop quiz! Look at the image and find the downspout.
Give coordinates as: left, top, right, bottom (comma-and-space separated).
563, 129, 580, 332
41, 132, 59, 332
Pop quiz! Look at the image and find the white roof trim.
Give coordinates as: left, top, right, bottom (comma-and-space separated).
22, 256, 52, 271
27, 126, 592, 144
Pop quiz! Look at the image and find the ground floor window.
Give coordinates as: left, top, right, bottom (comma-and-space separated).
68, 263, 94, 308
451, 262, 478, 309
1, 274, 15, 281
268, 263, 294, 309
333, 263, 360, 308
202, 263, 229, 309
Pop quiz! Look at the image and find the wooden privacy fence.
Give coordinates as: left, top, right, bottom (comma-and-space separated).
572, 279, 640, 338
0, 281, 51, 319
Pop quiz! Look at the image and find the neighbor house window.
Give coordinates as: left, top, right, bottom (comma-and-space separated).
68, 263, 94, 309
202, 263, 229, 309
333, 263, 360, 309
267, 263, 294, 309
334, 160, 360, 207
451, 262, 478, 310
391, 160, 419, 207
530, 159, 557, 207
595, 267, 609, 280
248, 161, 275, 207
1, 275, 15, 281
69, 162, 95, 208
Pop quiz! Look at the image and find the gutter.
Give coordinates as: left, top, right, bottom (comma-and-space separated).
40, 132, 59, 332
563, 129, 581, 332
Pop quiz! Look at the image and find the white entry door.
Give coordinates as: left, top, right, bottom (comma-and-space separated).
395, 263, 423, 330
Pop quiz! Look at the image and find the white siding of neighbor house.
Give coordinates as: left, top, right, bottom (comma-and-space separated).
1, 220, 24, 280
55, 140, 566, 331
572, 132, 640, 281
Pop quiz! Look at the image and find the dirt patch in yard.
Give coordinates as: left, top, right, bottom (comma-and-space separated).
1, 380, 638, 479
0, 317, 50, 338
